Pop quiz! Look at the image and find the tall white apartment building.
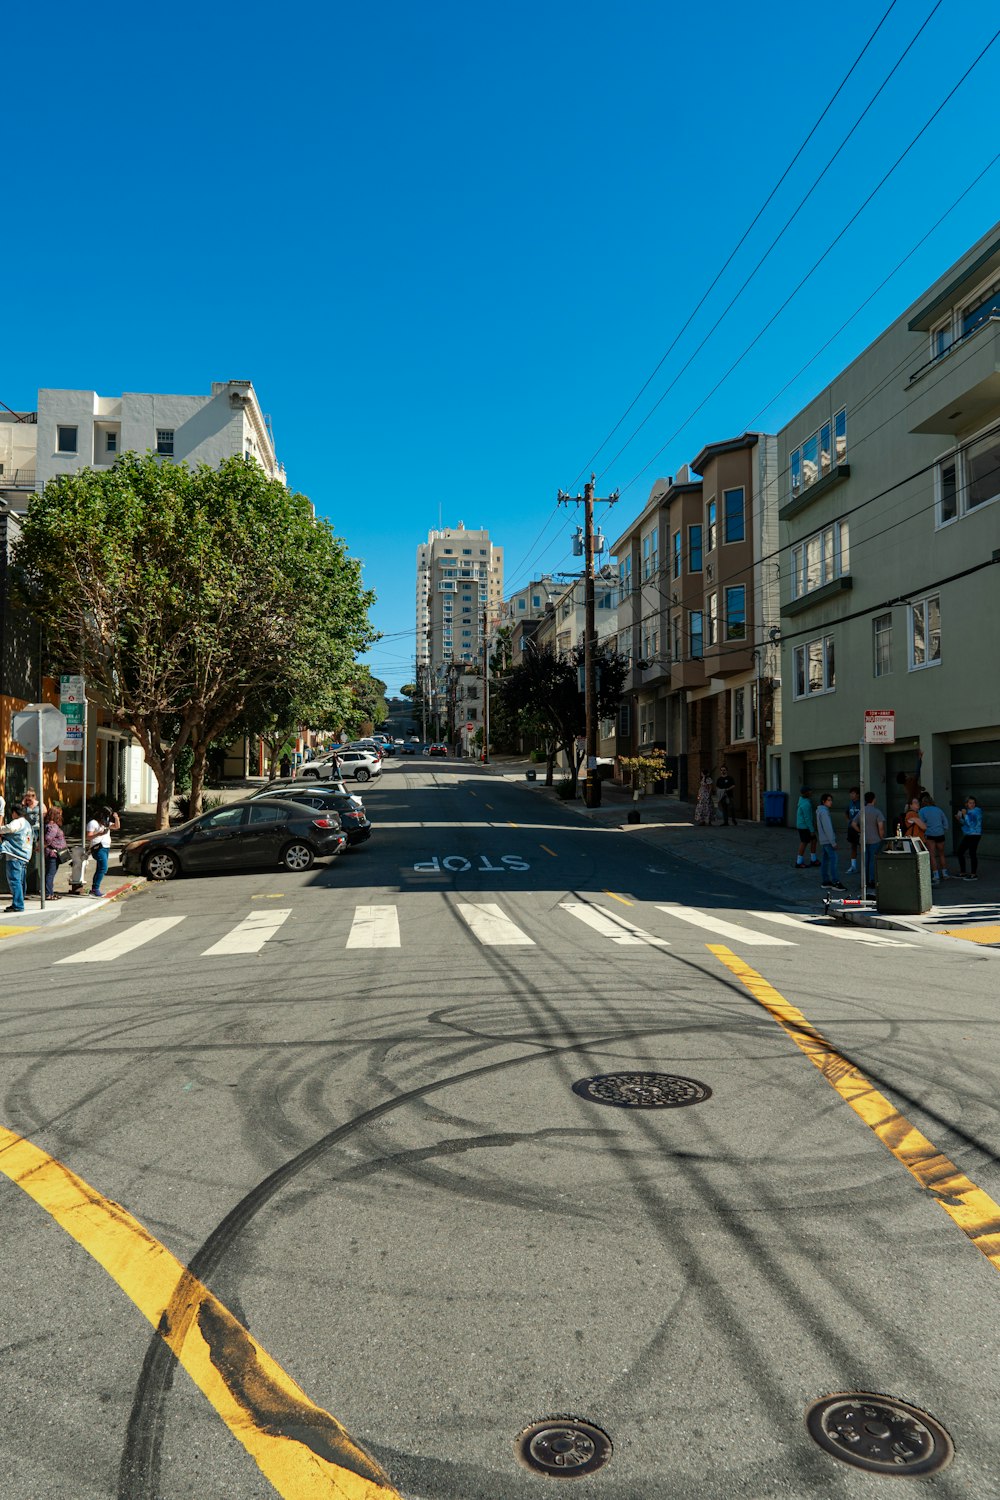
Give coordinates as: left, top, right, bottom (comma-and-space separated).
415, 523, 504, 682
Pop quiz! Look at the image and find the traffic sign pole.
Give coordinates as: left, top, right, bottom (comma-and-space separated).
36, 706, 45, 908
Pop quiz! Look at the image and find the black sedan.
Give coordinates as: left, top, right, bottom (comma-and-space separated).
121, 799, 346, 881
247, 785, 372, 846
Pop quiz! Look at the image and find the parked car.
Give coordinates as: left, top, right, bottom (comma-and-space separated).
427, 743, 448, 757
337, 749, 382, 782
248, 785, 372, 846
400, 740, 421, 756
258, 775, 363, 808
121, 799, 346, 881
295, 751, 346, 782
348, 739, 383, 759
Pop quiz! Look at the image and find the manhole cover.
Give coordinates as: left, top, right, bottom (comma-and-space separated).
806, 1393, 954, 1476
572, 1072, 712, 1109
515, 1417, 612, 1477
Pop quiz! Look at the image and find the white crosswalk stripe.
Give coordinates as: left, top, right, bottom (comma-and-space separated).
457, 902, 534, 946
747, 911, 912, 946
560, 902, 670, 946
202, 909, 291, 956
56, 916, 186, 964
655, 903, 795, 946
346, 905, 401, 948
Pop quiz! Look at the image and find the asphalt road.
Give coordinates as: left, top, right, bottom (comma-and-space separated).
2, 758, 1000, 1499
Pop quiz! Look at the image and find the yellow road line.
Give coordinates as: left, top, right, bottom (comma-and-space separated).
539, 845, 557, 858
508, 821, 519, 828
709, 945, 1000, 1275
0, 924, 39, 940
603, 890, 633, 906
0, 1125, 401, 1499
940, 924, 1000, 945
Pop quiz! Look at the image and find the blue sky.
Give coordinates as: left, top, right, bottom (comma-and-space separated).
6, 1, 999, 694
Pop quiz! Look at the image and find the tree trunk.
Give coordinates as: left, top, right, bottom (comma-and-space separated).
545, 748, 555, 787
154, 763, 175, 829
189, 739, 208, 820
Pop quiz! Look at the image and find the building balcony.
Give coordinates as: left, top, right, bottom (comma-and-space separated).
780, 464, 851, 521
907, 316, 1000, 436
0, 468, 36, 490
701, 638, 753, 679
670, 656, 707, 691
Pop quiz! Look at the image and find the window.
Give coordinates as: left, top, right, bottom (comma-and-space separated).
468, 707, 477, 720
732, 686, 746, 742
620, 556, 632, 596
248, 803, 287, 825
967, 429, 1000, 511
909, 595, 941, 670
723, 488, 745, 543
706, 592, 718, 647
673, 530, 682, 579
724, 585, 746, 640
790, 521, 849, 598
688, 524, 703, 572
690, 611, 703, 660
531, 595, 541, 608
936, 457, 958, 525
200, 805, 245, 829
930, 319, 954, 360
156, 429, 174, 455
791, 410, 848, 496
462, 548, 472, 555
650, 528, 658, 577
706, 499, 717, 552
106, 431, 118, 453
962, 275, 1000, 339
642, 533, 652, 580
444, 548, 453, 554
57, 425, 77, 454
792, 635, 836, 698
517, 598, 526, 611
873, 613, 892, 677
479, 548, 486, 555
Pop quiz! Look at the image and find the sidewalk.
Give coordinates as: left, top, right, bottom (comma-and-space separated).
482, 756, 1000, 947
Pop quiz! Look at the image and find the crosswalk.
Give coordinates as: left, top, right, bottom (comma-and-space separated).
52, 897, 914, 964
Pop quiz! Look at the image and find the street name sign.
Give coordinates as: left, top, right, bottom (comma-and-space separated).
864, 709, 895, 744
60, 674, 86, 750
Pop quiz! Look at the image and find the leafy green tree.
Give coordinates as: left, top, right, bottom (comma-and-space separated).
14, 453, 375, 826
496, 642, 627, 792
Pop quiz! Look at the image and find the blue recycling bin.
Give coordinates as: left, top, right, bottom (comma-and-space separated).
764, 790, 787, 826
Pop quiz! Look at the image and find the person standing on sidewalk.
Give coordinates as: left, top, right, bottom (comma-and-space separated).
44, 805, 68, 900
956, 797, 983, 880
86, 805, 120, 898
795, 787, 819, 868
852, 792, 886, 886
918, 793, 951, 883
845, 786, 861, 876
715, 764, 738, 826
816, 794, 845, 890
694, 771, 716, 827
0, 801, 33, 913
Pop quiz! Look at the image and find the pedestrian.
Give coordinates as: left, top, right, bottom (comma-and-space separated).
956, 797, 983, 880
86, 805, 120, 898
917, 793, 950, 882
279, 752, 291, 778
694, 770, 715, 827
845, 786, 861, 875
852, 792, 886, 886
22, 787, 44, 894
795, 787, 819, 868
715, 763, 738, 826
43, 805, 68, 900
816, 793, 846, 890
0, 801, 33, 912
904, 797, 927, 841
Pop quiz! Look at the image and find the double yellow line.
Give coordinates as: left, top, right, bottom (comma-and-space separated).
0, 1125, 400, 1499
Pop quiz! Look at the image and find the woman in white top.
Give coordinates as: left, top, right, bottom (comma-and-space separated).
86, 806, 120, 898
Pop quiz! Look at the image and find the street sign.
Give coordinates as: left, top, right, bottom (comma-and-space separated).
864, 709, 895, 744
60, 674, 86, 750
464, 721, 475, 732
12, 703, 68, 754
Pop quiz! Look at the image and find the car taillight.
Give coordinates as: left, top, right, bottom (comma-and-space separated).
312, 817, 337, 829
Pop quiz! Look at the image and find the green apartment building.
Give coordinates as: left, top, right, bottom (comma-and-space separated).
778, 221, 1000, 855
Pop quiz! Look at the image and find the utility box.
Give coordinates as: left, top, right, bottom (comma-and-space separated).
764, 790, 787, 826
875, 836, 932, 915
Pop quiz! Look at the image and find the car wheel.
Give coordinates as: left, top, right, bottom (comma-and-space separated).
302, 769, 319, 780
281, 841, 315, 872
355, 767, 371, 782
144, 849, 180, 882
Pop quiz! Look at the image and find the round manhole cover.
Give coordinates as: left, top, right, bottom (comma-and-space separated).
572, 1072, 712, 1109
806, 1393, 954, 1476
515, 1418, 612, 1477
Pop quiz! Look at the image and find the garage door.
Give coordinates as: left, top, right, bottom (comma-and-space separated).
951, 741, 1000, 858
801, 753, 859, 826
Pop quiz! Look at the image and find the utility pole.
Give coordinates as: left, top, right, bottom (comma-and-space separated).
481, 605, 489, 764
557, 474, 619, 808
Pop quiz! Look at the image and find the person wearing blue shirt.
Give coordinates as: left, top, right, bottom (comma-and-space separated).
918, 794, 951, 882
956, 797, 984, 880
0, 801, 33, 912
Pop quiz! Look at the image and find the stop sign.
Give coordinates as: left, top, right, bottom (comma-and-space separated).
12, 702, 67, 754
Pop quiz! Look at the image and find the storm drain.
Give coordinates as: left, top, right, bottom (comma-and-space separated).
572, 1072, 712, 1109
515, 1418, 612, 1478
806, 1393, 954, 1476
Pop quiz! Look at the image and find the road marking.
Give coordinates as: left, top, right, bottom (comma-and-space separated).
939, 924, 1000, 945
539, 844, 558, 857
457, 902, 534, 946
484, 803, 494, 810
747, 911, 911, 946
251, 893, 287, 900
603, 890, 633, 906
0, 924, 38, 941
508, 820, 519, 828
202, 910, 292, 957
709, 946, 1000, 1277
0, 1123, 401, 1499
656, 903, 793, 946
346, 905, 401, 948
56, 916, 186, 964
560, 902, 669, 946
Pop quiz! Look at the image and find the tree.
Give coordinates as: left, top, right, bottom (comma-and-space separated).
495, 642, 628, 792
14, 454, 376, 826
400, 682, 418, 700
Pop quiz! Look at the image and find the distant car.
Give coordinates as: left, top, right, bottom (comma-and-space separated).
427, 743, 448, 757
121, 799, 346, 881
400, 740, 420, 755
250, 787, 372, 846
337, 749, 382, 782
348, 739, 383, 759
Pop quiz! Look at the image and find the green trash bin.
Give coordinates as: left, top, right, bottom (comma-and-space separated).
875, 836, 932, 914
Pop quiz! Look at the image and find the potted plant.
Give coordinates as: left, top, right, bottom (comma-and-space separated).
618, 751, 671, 822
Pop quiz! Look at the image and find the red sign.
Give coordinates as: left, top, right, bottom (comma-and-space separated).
864, 709, 895, 744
